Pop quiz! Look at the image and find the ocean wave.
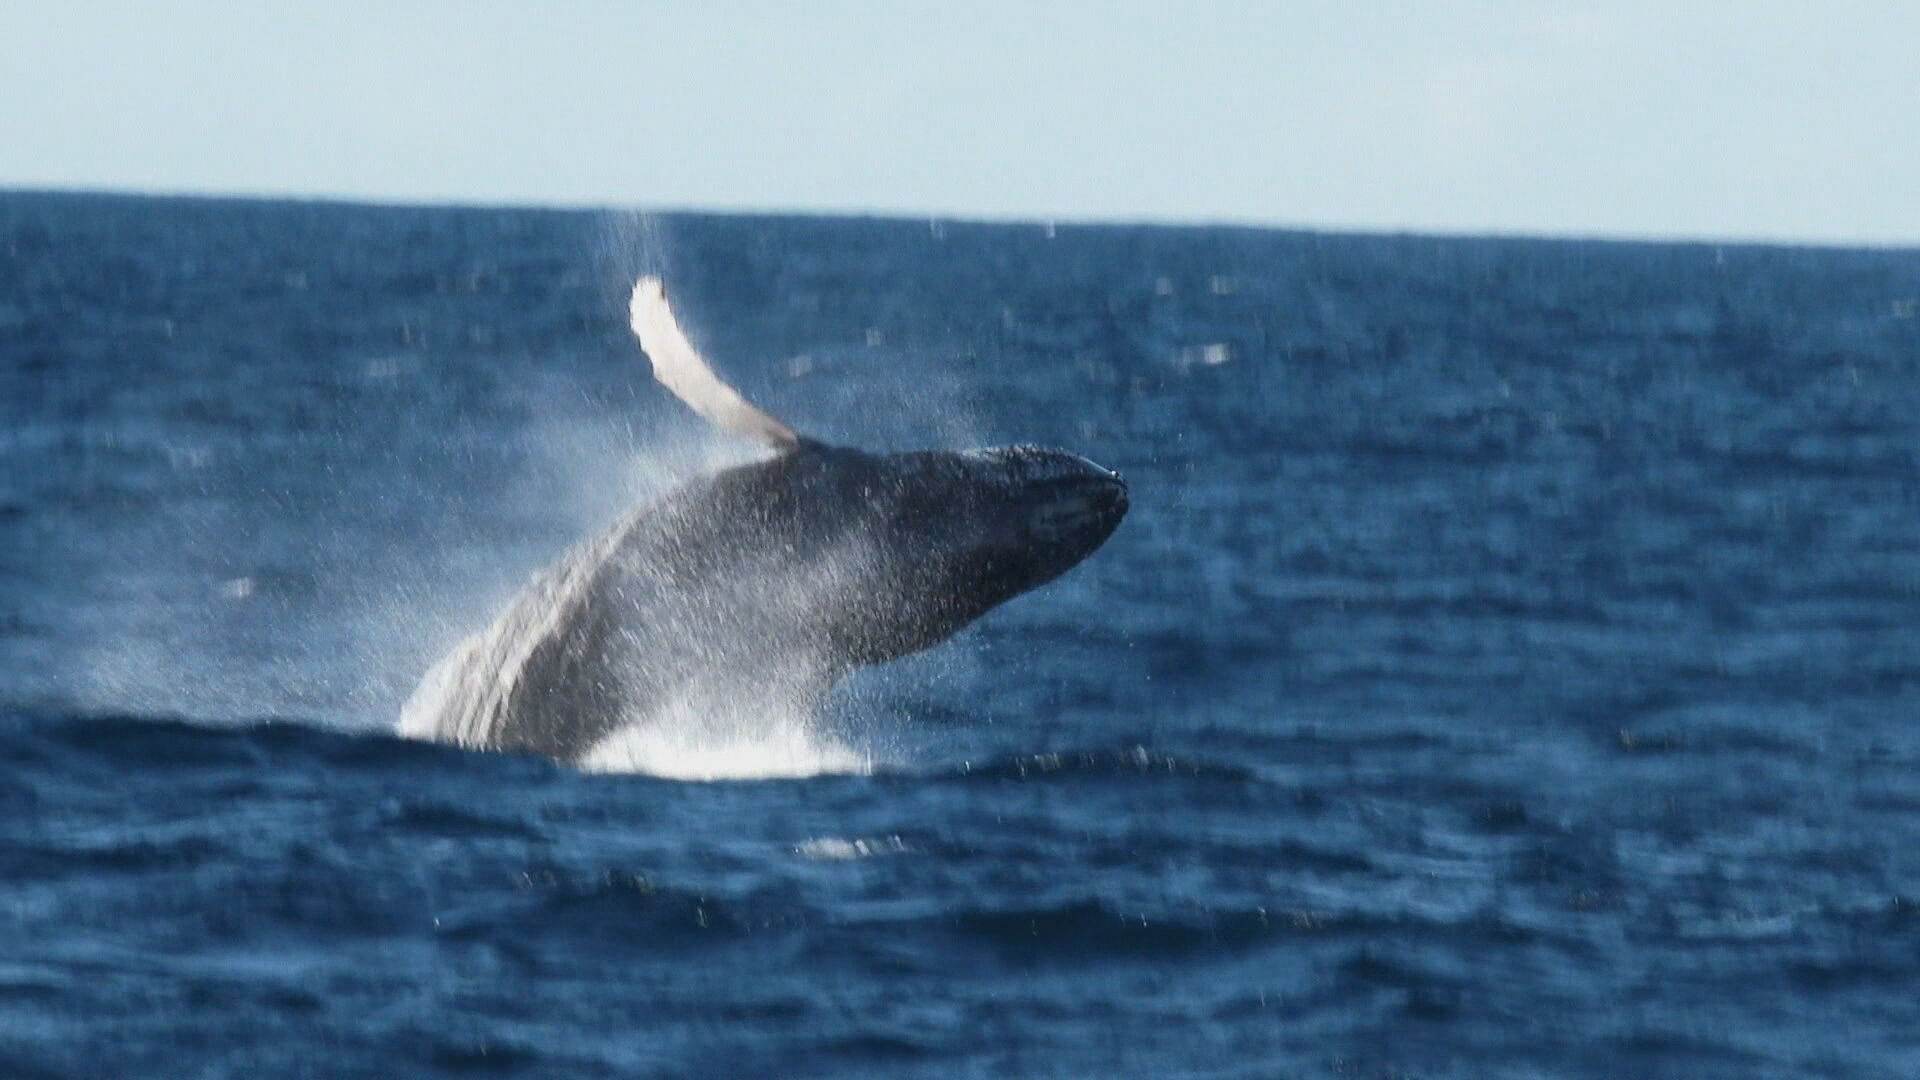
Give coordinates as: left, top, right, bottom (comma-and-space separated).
932, 745, 1255, 784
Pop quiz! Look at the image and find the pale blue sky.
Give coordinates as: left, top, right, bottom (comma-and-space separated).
4, 1, 1917, 244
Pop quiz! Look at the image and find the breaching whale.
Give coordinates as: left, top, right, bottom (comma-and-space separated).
400, 278, 1128, 764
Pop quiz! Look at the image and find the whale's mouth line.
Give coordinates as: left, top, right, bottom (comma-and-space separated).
1028, 475, 1129, 541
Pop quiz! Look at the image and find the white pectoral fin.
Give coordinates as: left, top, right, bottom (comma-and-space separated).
629, 277, 799, 449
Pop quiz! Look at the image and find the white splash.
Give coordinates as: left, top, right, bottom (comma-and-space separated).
579, 695, 870, 780
796, 835, 909, 860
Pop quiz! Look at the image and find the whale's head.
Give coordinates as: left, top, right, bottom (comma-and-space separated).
792, 443, 1128, 664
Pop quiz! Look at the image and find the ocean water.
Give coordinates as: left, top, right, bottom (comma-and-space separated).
3, 191, 1919, 1078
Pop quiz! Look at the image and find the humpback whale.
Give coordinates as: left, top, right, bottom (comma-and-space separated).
400, 278, 1128, 764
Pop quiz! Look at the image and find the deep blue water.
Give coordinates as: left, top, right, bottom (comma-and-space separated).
4, 191, 1920, 1078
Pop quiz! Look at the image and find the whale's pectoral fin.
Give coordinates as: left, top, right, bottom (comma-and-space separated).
629, 277, 801, 450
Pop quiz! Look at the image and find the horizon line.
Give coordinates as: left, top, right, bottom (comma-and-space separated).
7, 182, 1919, 256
